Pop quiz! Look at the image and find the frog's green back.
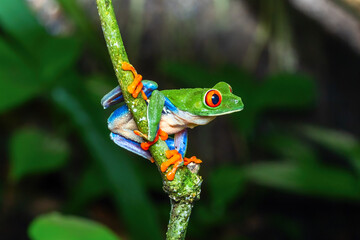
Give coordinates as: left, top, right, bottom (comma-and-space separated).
161, 82, 244, 116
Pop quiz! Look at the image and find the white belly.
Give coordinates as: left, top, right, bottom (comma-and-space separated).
109, 108, 216, 142
159, 109, 216, 135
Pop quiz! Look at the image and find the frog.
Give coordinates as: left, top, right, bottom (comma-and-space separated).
101, 63, 244, 180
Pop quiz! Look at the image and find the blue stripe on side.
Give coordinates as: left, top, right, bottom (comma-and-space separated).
108, 104, 129, 124
174, 129, 188, 158
110, 132, 152, 160
164, 97, 178, 113
165, 138, 175, 150
142, 80, 158, 99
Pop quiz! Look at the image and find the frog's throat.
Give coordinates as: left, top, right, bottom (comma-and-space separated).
159, 108, 216, 135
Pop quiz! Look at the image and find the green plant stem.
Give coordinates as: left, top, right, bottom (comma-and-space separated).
96, 1, 202, 239
166, 200, 193, 239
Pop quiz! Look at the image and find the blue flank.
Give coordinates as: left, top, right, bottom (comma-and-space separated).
164, 97, 178, 113
165, 138, 175, 150
108, 104, 129, 124
175, 130, 188, 157
142, 80, 158, 98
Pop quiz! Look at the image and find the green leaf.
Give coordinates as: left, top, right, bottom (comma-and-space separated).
0, 36, 80, 113
9, 128, 69, 182
260, 131, 319, 165
0, 0, 81, 113
245, 162, 360, 200
0, 38, 41, 112
37, 37, 82, 80
300, 125, 360, 174
28, 212, 120, 240
0, 0, 47, 51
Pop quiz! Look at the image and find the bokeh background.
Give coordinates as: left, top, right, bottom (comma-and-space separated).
1, 0, 360, 239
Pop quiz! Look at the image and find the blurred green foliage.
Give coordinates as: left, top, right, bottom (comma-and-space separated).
29, 212, 120, 240
10, 128, 69, 182
0, 0, 359, 239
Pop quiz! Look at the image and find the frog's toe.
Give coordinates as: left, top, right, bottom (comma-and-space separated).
161, 150, 183, 180
121, 62, 147, 100
137, 128, 169, 151
184, 156, 202, 165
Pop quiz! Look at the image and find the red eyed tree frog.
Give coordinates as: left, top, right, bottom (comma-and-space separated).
101, 63, 244, 180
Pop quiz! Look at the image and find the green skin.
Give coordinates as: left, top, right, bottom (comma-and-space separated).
146, 82, 244, 142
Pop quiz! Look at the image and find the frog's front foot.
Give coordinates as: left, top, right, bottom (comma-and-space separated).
184, 156, 202, 165
134, 128, 168, 151
161, 150, 183, 180
121, 62, 147, 100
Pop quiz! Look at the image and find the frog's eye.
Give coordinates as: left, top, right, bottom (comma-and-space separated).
228, 84, 233, 93
205, 89, 222, 107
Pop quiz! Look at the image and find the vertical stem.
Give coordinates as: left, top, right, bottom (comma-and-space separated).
167, 200, 194, 240
96, 1, 202, 239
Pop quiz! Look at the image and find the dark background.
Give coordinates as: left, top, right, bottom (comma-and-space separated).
1, 0, 360, 239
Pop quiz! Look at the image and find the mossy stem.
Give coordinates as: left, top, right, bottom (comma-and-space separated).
96, 1, 202, 239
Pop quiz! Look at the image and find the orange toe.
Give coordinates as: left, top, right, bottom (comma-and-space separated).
159, 129, 168, 141
138, 128, 168, 151
184, 156, 202, 165
161, 150, 181, 172
121, 62, 145, 99
161, 150, 183, 180
166, 160, 182, 181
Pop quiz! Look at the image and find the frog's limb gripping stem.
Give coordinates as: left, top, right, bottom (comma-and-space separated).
184, 156, 202, 165
121, 62, 147, 100
134, 128, 168, 151
161, 151, 202, 180
162, 150, 183, 181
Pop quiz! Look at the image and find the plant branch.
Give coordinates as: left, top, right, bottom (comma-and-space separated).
96, 1, 202, 239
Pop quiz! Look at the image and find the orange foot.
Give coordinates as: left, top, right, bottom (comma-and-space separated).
184, 156, 202, 165
134, 128, 168, 151
121, 62, 147, 100
161, 150, 183, 181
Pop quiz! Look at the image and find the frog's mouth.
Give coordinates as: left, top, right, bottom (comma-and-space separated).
208, 106, 244, 116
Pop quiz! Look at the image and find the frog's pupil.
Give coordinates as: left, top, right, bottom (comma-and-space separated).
212, 94, 220, 105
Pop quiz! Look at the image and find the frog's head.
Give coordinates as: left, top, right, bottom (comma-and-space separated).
168, 82, 244, 116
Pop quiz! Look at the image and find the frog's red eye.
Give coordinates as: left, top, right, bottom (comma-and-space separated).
229, 85, 233, 93
205, 90, 222, 107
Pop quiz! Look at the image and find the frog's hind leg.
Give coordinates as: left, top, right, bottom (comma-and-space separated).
173, 129, 201, 165
174, 129, 188, 158
108, 104, 143, 143
110, 133, 153, 161
101, 86, 123, 109
101, 80, 158, 109
160, 130, 188, 180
